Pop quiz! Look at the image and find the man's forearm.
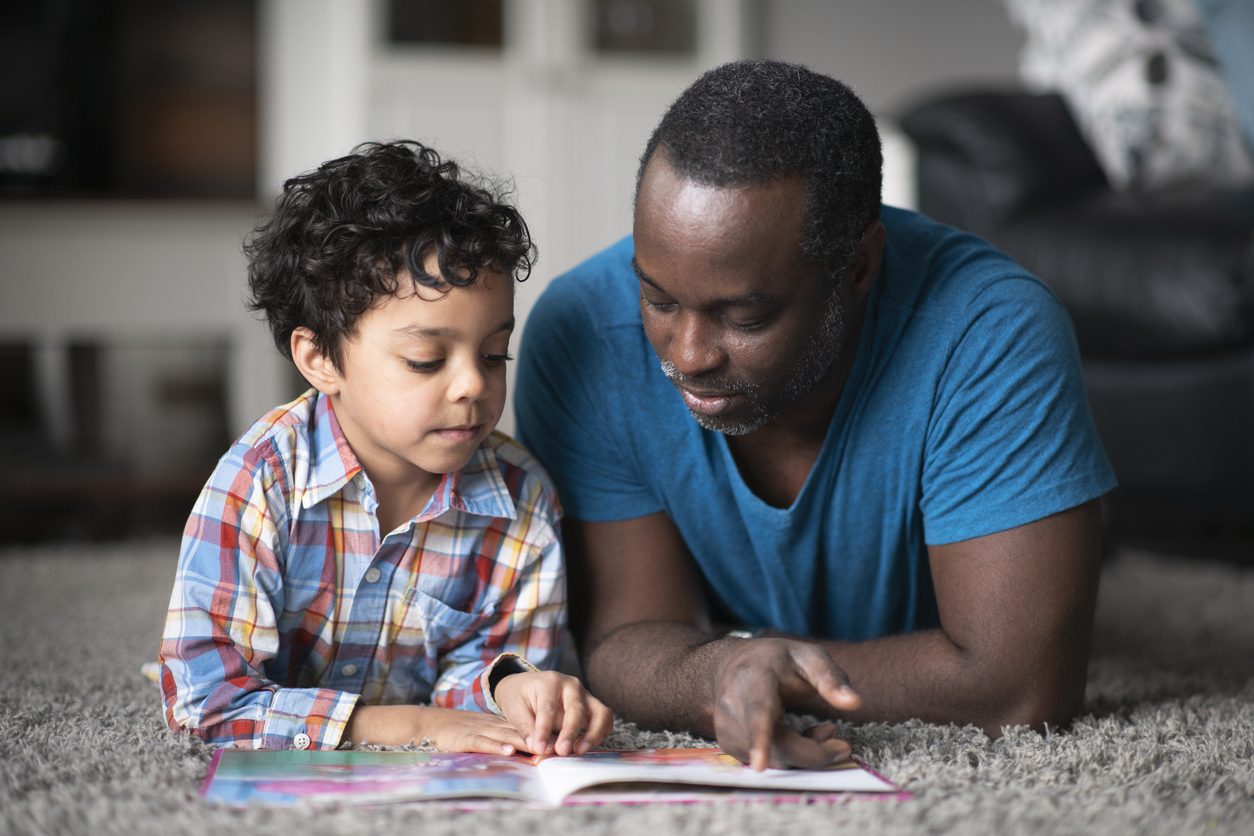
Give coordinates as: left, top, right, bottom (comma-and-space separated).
583, 620, 736, 737
802, 501, 1102, 736
802, 628, 1090, 735
586, 621, 1090, 739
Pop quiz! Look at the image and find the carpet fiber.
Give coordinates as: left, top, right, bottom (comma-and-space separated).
2, 539, 1253, 835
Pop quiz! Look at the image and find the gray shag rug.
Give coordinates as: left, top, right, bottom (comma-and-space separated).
2, 538, 1253, 835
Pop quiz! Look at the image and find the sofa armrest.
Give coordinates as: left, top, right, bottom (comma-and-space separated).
900, 91, 1107, 233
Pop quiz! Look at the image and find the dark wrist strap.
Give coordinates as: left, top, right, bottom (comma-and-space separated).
488, 655, 529, 700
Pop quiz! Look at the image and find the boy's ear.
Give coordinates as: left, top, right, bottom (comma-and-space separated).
290, 328, 342, 395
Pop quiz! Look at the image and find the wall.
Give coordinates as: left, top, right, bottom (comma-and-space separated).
0, 201, 270, 464
763, 0, 1024, 114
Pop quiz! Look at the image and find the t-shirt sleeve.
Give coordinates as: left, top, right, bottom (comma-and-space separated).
920, 277, 1117, 545
515, 276, 663, 522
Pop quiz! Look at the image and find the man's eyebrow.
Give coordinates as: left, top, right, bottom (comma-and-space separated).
632, 256, 770, 307
631, 256, 652, 285
394, 318, 515, 339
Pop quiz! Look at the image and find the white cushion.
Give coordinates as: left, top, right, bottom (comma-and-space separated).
1005, 0, 1254, 190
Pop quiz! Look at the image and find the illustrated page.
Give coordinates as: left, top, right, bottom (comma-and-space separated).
202, 750, 546, 807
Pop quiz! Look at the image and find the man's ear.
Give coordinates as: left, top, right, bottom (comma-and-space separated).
290, 327, 342, 395
845, 220, 886, 304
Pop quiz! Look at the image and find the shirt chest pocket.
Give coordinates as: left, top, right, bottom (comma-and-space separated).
400, 587, 497, 651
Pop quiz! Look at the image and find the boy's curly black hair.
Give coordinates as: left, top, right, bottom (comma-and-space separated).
245, 140, 535, 372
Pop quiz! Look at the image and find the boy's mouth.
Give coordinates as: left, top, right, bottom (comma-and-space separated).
434, 424, 483, 443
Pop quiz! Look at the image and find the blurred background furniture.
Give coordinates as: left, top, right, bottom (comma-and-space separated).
901, 90, 1254, 548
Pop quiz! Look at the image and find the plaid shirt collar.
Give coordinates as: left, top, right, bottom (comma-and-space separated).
302, 392, 516, 522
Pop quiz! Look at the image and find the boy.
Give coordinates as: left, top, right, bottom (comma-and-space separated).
159, 141, 612, 756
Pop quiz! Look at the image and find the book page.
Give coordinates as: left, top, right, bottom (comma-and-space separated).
533, 749, 897, 805
202, 750, 547, 806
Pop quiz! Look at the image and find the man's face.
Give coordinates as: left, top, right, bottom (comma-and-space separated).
319, 256, 514, 485
633, 156, 847, 435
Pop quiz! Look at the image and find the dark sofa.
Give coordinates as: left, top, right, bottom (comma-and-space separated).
900, 91, 1254, 535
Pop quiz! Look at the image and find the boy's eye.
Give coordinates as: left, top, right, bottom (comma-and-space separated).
482, 353, 514, 366
405, 359, 443, 372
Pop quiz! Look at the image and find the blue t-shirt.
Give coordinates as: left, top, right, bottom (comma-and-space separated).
515, 206, 1116, 640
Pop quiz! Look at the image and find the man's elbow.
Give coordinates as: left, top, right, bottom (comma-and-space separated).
979, 677, 1087, 738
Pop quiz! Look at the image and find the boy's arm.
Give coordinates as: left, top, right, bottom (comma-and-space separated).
159, 446, 359, 750
430, 486, 566, 715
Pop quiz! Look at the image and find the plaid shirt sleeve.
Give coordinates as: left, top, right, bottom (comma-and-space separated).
159, 440, 359, 750
429, 462, 567, 714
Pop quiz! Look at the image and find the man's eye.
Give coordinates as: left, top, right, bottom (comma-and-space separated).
483, 353, 514, 366
643, 297, 678, 312
405, 359, 443, 372
727, 317, 767, 331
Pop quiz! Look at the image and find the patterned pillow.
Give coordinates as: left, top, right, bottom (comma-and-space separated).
1005, 0, 1254, 190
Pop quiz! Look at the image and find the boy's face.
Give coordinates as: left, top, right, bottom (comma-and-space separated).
302, 260, 514, 494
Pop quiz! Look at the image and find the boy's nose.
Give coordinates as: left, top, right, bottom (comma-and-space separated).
449, 357, 489, 402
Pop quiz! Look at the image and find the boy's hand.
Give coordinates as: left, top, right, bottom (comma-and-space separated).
493, 671, 614, 756
342, 704, 528, 755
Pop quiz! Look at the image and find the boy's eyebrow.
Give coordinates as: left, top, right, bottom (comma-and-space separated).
631, 256, 770, 308
394, 318, 515, 339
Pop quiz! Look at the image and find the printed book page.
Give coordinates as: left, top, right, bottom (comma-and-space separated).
533, 748, 897, 805
200, 748, 900, 808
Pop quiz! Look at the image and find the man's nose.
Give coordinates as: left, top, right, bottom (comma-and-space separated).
668, 312, 723, 377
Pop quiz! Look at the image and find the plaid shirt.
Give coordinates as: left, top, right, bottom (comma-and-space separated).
159, 389, 565, 750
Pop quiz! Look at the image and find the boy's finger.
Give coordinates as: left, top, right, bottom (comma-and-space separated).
506, 700, 538, 750
464, 730, 523, 756
485, 720, 530, 748
531, 689, 559, 755
554, 684, 589, 756
576, 699, 614, 754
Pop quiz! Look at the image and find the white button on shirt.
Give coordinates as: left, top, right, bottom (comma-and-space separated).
341, 664, 358, 677
364, 567, 381, 583
293, 732, 311, 750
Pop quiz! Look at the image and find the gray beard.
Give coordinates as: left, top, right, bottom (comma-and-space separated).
659, 288, 846, 436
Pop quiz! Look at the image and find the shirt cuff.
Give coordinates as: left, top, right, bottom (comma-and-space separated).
260, 687, 360, 750
480, 653, 539, 717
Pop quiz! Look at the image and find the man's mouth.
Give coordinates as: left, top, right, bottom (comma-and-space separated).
677, 386, 737, 416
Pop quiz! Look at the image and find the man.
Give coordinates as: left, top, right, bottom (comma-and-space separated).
515, 61, 1115, 771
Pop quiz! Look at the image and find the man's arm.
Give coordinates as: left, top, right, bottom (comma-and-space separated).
569, 499, 1102, 764
567, 511, 862, 771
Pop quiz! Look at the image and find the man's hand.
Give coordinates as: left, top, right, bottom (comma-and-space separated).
714, 637, 862, 771
342, 704, 528, 754
493, 670, 615, 756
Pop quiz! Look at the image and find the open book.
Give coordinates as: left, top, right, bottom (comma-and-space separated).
202, 747, 902, 807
